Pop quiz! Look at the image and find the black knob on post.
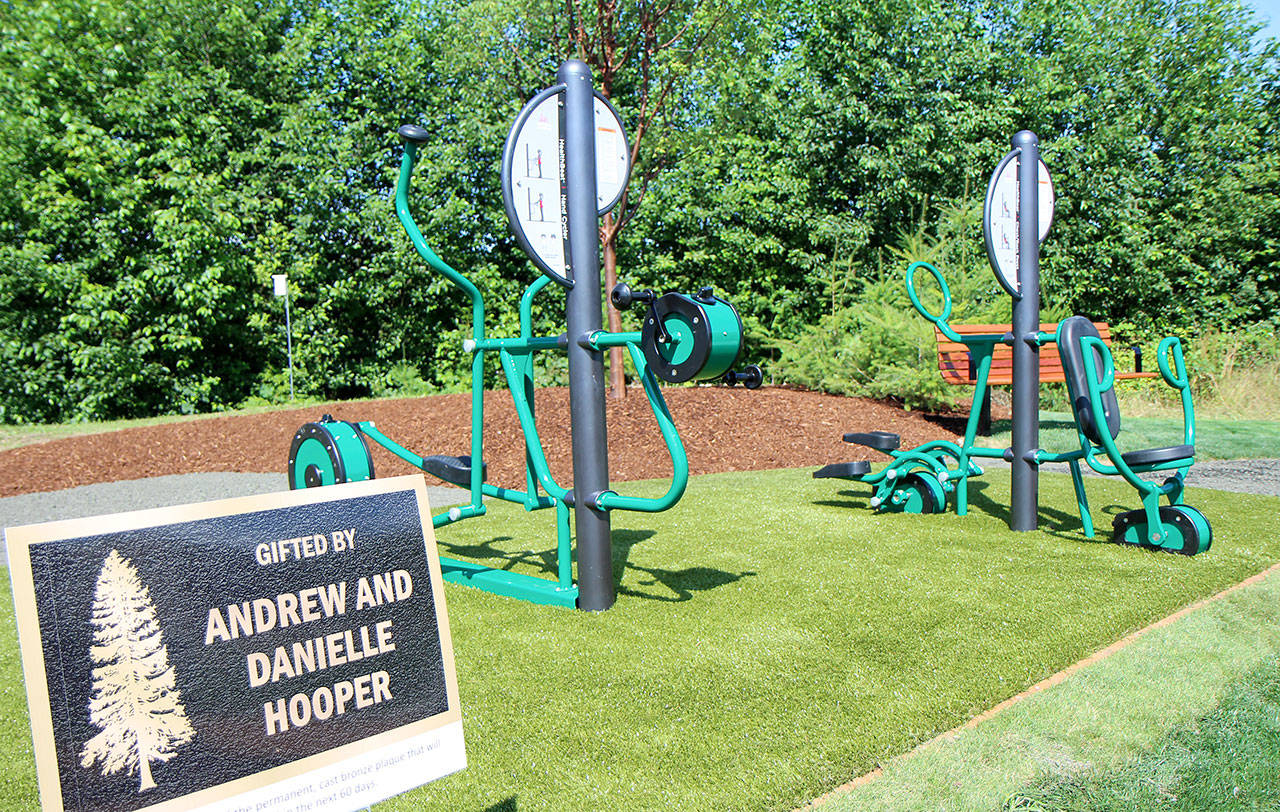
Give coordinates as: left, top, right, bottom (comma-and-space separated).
397, 124, 430, 144
723, 364, 763, 390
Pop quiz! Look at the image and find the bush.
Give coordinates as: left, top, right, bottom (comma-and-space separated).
771, 199, 1066, 410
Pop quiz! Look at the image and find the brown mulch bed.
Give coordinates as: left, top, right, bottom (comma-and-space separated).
0, 386, 985, 498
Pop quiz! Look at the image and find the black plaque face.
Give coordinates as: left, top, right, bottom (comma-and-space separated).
7, 476, 462, 812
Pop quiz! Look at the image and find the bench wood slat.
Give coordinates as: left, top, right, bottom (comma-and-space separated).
935, 322, 1155, 386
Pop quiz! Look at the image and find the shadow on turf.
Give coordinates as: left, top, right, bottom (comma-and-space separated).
611, 529, 758, 603
817, 479, 1140, 548
432, 529, 756, 603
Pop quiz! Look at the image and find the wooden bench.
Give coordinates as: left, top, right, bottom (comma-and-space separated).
936, 322, 1157, 434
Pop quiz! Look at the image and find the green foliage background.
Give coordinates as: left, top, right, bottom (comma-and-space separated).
1, 0, 1276, 421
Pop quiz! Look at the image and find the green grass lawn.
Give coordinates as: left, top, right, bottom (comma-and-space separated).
816, 556, 1280, 810
2, 467, 1278, 810
977, 412, 1280, 460
1005, 653, 1280, 811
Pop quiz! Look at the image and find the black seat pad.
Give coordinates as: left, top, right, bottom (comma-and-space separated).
1058, 316, 1122, 446
1119, 444, 1194, 468
813, 461, 872, 479
842, 431, 900, 452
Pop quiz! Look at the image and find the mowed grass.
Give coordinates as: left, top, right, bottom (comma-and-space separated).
815, 558, 1280, 809
2, 468, 1278, 810
1005, 653, 1280, 811
977, 412, 1280, 461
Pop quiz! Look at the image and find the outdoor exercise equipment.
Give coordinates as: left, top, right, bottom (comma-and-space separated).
286, 60, 759, 610
812, 260, 1010, 517
1055, 316, 1211, 554
813, 130, 1210, 553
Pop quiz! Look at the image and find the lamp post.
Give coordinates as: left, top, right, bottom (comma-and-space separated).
271, 274, 294, 401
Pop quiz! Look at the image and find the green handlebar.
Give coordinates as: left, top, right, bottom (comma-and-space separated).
1157, 335, 1196, 446
395, 145, 482, 306
1157, 336, 1189, 389
906, 261, 962, 342
594, 343, 690, 513
1080, 335, 1116, 390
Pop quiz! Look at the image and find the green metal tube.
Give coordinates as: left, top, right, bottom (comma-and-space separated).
395, 147, 484, 317
1068, 459, 1094, 537
498, 350, 571, 501
586, 330, 644, 350
555, 500, 573, 590
520, 274, 554, 338
906, 261, 960, 341
481, 482, 555, 509
1079, 337, 1164, 503
1157, 336, 1196, 447
472, 335, 562, 352
431, 503, 486, 528
394, 144, 487, 507
593, 343, 689, 513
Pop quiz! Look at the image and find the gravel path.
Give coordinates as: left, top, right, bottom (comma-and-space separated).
988, 458, 1280, 497
0, 472, 468, 564
1182, 459, 1280, 496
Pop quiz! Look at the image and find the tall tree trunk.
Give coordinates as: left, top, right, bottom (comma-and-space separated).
602, 212, 626, 398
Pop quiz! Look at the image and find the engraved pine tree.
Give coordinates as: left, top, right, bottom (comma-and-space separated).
79, 549, 195, 792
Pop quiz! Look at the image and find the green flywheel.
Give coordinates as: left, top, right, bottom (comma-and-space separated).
882, 471, 946, 514
1112, 504, 1212, 556
642, 291, 744, 384
287, 417, 375, 489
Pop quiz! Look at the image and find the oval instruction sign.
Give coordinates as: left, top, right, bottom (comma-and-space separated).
501, 87, 631, 286
983, 151, 1054, 298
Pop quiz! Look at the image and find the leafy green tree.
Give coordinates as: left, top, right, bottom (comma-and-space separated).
0, 0, 296, 421
988, 0, 1279, 332
632, 0, 1014, 337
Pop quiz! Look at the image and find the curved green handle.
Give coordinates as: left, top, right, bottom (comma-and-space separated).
395, 141, 484, 310
1080, 335, 1116, 390
1157, 336, 1189, 389
1157, 336, 1196, 446
594, 343, 689, 513
905, 261, 961, 342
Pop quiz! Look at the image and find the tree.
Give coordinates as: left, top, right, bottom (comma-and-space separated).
446, 0, 768, 396
986, 0, 1280, 331
0, 0, 297, 421
565, 0, 764, 396
80, 549, 194, 793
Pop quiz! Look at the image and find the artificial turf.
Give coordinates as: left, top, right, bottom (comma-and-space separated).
1, 466, 1277, 810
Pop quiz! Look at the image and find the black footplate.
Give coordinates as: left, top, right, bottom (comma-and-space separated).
422, 455, 487, 488
813, 461, 872, 479
842, 431, 900, 452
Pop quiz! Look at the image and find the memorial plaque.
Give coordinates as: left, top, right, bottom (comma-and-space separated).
5, 475, 464, 812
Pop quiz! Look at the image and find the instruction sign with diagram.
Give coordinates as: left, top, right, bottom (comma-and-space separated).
501, 86, 631, 285
983, 152, 1054, 297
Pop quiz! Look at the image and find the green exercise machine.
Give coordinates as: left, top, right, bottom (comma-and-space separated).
815, 131, 1210, 553
286, 61, 760, 610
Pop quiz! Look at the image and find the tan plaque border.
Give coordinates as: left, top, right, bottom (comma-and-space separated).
5, 474, 461, 812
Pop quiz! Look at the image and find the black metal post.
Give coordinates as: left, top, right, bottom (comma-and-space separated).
559, 60, 615, 610
1010, 130, 1041, 531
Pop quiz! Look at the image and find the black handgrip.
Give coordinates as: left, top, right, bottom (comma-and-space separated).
611, 282, 655, 310
397, 124, 430, 144
723, 364, 763, 390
